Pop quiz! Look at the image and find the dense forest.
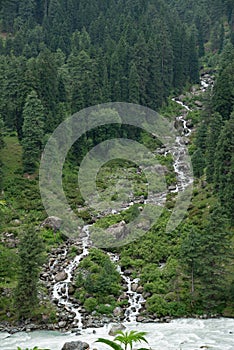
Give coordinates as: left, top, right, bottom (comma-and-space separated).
0, 0, 233, 329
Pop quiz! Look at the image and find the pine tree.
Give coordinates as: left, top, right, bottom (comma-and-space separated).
1, 0, 18, 32
195, 121, 208, 152
191, 148, 205, 178
180, 226, 202, 296
14, 226, 44, 319
22, 90, 44, 173
212, 58, 234, 120
128, 61, 140, 104
188, 29, 200, 83
206, 112, 223, 183
214, 113, 234, 222
18, 0, 36, 27
198, 206, 231, 311
0, 115, 4, 190
133, 32, 149, 106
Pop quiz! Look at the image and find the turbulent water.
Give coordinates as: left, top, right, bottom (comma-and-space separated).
1, 318, 234, 350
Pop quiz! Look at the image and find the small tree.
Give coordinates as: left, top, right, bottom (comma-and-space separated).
96, 330, 150, 350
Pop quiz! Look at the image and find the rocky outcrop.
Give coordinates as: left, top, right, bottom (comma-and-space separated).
61, 341, 89, 350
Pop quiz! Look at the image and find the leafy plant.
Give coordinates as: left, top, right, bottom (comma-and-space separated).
96, 330, 150, 350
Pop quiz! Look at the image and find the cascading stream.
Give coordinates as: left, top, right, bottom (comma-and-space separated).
108, 253, 145, 323
51, 226, 90, 329
49, 75, 212, 328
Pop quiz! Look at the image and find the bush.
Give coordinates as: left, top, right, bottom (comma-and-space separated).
84, 297, 98, 312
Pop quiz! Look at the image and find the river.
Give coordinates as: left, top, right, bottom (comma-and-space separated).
1, 318, 234, 350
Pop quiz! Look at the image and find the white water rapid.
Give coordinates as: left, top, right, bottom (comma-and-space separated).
51, 226, 90, 329
108, 253, 145, 323
1, 318, 234, 350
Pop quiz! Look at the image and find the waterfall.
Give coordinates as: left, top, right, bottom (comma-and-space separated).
108, 252, 145, 323
51, 226, 90, 329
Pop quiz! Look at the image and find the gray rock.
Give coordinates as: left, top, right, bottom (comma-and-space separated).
131, 283, 138, 292
136, 286, 144, 293
61, 341, 89, 350
106, 220, 128, 240
58, 321, 67, 328
194, 100, 203, 108
136, 315, 146, 322
168, 185, 177, 191
108, 323, 126, 336
41, 216, 63, 232
55, 271, 68, 282
113, 306, 123, 317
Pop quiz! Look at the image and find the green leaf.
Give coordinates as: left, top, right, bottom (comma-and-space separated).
96, 338, 123, 350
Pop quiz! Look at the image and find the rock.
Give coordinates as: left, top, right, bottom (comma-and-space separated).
131, 283, 138, 292
136, 315, 146, 322
186, 119, 193, 128
108, 323, 126, 336
13, 219, 21, 226
58, 321, 67, 328
55, 271, 68, 282
157, 148, 166, 155
68, 284, 75, 295
143, 292, 151, 298
113, 307, 123, 317
168, 185, 177, 191
136, 286, 144, 293
194, 100, 203, 108
61, 341, 89, 350
178, 94, 186, 101
106, 220, 128, 240
41, 216, 63, 232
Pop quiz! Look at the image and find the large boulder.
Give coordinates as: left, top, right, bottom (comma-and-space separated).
108, 323, 126, 336
41, 216, 63, 232
61, 341, 89, 350
55, 271, 68, 282
106, 220, 128, 240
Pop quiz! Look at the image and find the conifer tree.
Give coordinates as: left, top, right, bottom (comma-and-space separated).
22, 90, 44, 173
191, 148, 205, 178
214, 113, 234, 222
198, 206, 231, 311
14, 226, 44, 319
188, 29, 200, 83
180, 226, 202, 296
0, 115, 4, 190
206, 112, 223, 183
212, 59, 234, 120
128, 61, 140, 104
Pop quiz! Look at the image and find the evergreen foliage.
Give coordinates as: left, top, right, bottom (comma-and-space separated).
22, 90, 44, 173
14, 227, 44, 319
